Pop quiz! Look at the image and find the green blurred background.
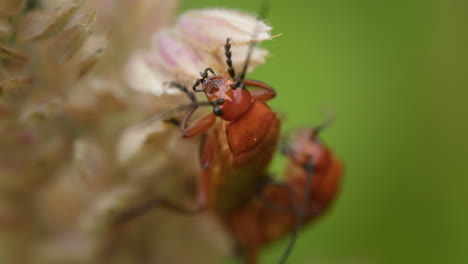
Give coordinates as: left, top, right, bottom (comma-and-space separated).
181, 1, 468, 263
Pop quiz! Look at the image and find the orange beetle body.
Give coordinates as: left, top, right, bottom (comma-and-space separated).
206, 99, 280, 212
179, 74, 279, 213
222, 128, 343, 263
116, 39, 279, 222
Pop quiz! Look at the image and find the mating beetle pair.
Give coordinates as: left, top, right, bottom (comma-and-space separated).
120, 37, 342, 264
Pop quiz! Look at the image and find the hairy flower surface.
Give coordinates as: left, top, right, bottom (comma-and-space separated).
0, 1, 272, 263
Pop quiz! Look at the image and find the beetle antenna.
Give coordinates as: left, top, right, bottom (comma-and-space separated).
231, 2, 270, 89
138, 100, 219, 129
313, 109, 336, 136
164, 82, 197, 103
225, 38, 237, 80
278, 156, 314, 264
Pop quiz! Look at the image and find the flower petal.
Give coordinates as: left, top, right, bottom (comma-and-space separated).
124, 50, 181, 95
0, 45, 28, 64
18, 1, 83, 42
48, 10, 97, 63
117, 113, 172, 164
177, 9, 272, 48
154, 30, 206, 77
73, 138, 110, 188
124, 8, 274, 95
76, 34, 107, 78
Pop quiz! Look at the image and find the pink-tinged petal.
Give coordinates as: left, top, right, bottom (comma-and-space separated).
155, 30, 202, 70
153, 30, 215, 79
117, 112, 171, 164
124, 51, 180, 96
125, 8, 274, 95
177, 9, 272, 48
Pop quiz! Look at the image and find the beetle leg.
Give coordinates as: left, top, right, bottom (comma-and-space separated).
199, 131, 218, 170
163, 117, 181, 127
255, 180, 297, 214
243, 79, 276, 101
278, 156, 315, 264
115, 180, 208, 225
180, 105, 216, 138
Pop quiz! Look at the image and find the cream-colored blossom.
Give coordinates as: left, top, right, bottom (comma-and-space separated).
0, 1, 272, 263
178, 9, 273, 47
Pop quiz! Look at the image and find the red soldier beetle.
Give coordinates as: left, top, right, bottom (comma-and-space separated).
116, 37, 280, 219
161, 37, 279, 213
222, 126, 343, 264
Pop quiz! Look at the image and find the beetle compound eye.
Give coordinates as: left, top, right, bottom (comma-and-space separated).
213, 105, 223, 117
216, 98, 225, 105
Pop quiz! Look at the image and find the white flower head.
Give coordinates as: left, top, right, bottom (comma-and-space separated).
124, 8, 273, 94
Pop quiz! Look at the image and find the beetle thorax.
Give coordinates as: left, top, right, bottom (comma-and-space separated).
289, 130, 332, 173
